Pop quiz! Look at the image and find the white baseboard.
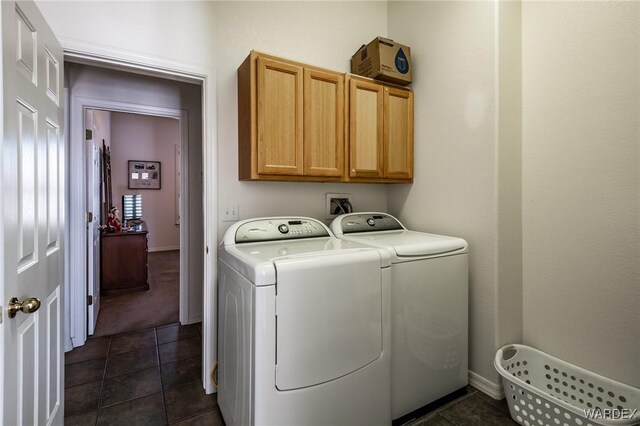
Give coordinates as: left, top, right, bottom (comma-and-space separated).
70, 335, 86, 351
469, 370, 504, 400
185, 314, 203, 325
148, 246, 180, 253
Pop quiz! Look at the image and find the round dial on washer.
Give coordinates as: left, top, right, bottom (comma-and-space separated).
278, 224, 289, 234
366, 218, 375, 226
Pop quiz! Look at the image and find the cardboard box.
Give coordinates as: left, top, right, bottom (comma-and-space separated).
351, 37, 412, 86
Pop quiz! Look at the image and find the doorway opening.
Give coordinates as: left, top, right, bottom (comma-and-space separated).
85, 109, 185, 336
65, 61, 205, 349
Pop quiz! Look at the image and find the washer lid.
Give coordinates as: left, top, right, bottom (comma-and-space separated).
351, 230, 468, 257
330, 213, 468, 257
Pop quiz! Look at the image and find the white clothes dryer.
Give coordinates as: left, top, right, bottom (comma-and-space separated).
330, 213, 469, 422
218, 217, 392, 426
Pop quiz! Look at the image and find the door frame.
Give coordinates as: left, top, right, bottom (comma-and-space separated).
62, 40, 218, 394
70, 99, 190, 342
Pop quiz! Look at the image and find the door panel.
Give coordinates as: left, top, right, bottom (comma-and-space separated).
17, 314, 38, 426
349, 79, 383, 178
86, 122, 101, 335
274, 251, 382, 390
17, 99, 38, 269
384, 87, 413, 179
45, 48, 59, 104
45, 119, 61, 254
257, 57, 303, 175
45, 287, 61, 422
16, 7, 36, 83
303, 69, 344, 177
2, 1, 65, 425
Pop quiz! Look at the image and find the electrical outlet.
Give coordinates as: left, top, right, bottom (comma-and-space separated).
326, 193, 352, 220
222, 203, 239, 221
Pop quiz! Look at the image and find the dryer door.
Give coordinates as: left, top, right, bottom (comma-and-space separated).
274, 250, 383, 390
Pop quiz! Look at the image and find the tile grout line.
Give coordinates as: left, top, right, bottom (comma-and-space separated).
95, 336, 112, 426
94, 321, 181, 341
163, 379, 216, 425
90, 391, 167, 416
97, 340, 159, 380
156, 326, 171, 426
167, 408, 218, 425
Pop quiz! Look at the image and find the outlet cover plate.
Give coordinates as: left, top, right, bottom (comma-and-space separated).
222, 203, 239, 221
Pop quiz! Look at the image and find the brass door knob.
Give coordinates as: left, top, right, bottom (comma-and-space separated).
8, 297, 41, 318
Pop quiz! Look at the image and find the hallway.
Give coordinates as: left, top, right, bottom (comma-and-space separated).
64, 322, 222, 425
94, 251, 180, 336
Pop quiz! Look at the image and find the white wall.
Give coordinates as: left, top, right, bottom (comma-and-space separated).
213, 1, 390, 237
67, 63, 204, 323
35, 1, 216, 70
521, 1, 640, 387
110, 112, 180, 251
496, 0, 523, 357
387, 1, 503, 384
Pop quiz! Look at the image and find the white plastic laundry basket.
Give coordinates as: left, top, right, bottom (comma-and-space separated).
495, 344, 640, 426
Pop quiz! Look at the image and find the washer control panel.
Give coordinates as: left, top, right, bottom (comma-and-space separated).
340, 213, 403, 234
235, 218, 330, 243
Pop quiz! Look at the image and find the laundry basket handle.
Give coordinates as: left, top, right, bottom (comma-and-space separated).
501, 345, 518, 362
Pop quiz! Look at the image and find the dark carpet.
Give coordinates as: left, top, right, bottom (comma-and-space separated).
93, 250, 180, 337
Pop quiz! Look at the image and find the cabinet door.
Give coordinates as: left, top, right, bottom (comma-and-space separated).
349, 79, 384, 178
304, 69, 344, 177
384, 87, 414, 179
257, 57, 303, 175
100, 234, 148, 293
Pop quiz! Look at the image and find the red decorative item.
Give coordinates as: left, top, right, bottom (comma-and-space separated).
107, 206, 122, 232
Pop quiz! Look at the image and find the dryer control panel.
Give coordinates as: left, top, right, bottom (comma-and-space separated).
235, 218, 330, 243
340, 213, 404, 234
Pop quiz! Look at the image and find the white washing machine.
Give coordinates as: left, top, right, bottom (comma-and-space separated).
218, 217, 391, 426
330, 213, 469, 421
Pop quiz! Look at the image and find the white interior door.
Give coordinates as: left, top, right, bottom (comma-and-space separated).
85, 123, 101, 335
1, 0, 65, 424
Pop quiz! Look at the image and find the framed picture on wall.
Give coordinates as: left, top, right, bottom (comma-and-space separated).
128, 160, 161, 189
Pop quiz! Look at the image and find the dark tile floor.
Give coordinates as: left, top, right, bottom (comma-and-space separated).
404, 386, 517, 426
66, 324, 516, 425
64, 322, 224, 426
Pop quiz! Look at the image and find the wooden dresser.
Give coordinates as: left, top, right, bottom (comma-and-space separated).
101, 222, 149, 295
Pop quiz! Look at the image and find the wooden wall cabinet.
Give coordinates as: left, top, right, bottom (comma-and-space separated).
239, 51, 345, 181
304, 68, 344, 178
238, 51, 413, 183
346, 76, 413, 183
384, 86, 414, 180
348, 78, 384, 178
